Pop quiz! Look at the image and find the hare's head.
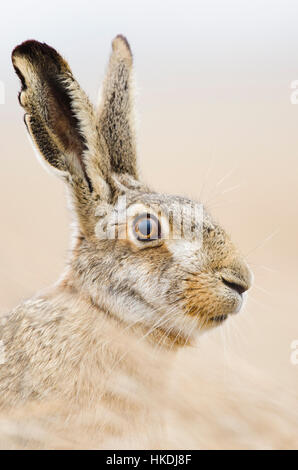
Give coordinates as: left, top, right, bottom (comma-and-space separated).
12, 36, 252, 345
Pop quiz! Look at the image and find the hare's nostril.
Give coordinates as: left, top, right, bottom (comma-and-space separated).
221, 278, 248, 296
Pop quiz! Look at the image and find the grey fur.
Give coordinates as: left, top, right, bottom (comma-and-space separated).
0, 37, 252, 415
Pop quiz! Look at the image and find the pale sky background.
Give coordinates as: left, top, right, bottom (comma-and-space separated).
1, 0, 298, 392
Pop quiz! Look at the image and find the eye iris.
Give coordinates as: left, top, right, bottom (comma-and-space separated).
138, 218, 152, 237
133, 213, 161, 242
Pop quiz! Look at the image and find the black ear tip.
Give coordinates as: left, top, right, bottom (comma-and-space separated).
11, 41, 42, 87
12, 40, 43, 60
12, 40, 63, 70
112, 34, 133, 61
115, 34, 131, 49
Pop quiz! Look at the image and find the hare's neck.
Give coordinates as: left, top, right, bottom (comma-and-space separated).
63, 250, 187, 350
45, 281, 175, 412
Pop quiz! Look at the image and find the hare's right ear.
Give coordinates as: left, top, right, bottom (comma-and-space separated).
97, 35, 138, 179
12, 40, 110, 198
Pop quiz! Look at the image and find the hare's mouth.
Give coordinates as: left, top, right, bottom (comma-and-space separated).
209, 314, 228, 323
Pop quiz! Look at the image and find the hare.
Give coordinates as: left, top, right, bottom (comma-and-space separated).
0, 35, 252, 427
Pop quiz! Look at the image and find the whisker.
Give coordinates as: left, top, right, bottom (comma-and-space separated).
205, 181, 244, 208
247, 263, 278, 274
221, 182, 244, 195
216, 167, 237, 188
253, 284, 273, 297
245, 229, 280, 259
206, 199, 238, 211
248, 295, 270, 311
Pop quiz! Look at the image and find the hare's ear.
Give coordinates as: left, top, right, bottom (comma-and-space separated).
97, 35, 138, 179
12, 40, 110, 197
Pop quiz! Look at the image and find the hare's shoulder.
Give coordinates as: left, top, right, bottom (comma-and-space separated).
1, 297, 66, 339
0, 297, 71, 404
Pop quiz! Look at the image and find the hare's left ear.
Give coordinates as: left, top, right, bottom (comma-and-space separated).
12, 40, 111, 198
97, 35, 138, 179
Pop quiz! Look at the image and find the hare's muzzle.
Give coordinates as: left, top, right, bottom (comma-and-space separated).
219, 262, 252, 315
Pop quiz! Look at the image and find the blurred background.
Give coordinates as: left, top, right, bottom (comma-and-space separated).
0, 0, 298, 448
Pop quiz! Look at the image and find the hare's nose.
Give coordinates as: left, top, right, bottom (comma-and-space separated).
221, 276, 248, 295
220, 263, 252, 296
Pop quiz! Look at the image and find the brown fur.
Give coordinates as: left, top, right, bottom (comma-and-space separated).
0, 36, 253, 447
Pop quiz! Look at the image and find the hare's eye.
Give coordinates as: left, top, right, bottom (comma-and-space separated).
133, 213, 161, 242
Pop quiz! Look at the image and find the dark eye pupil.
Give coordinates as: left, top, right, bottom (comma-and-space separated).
138, 218, 152, 236
133, 213, 161, 242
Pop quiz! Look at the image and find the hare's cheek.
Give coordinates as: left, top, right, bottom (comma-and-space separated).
165, 240, 204, 271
